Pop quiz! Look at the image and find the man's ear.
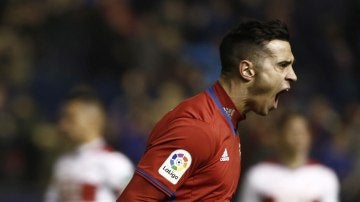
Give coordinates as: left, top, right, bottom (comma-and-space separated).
239, 60, 255, 81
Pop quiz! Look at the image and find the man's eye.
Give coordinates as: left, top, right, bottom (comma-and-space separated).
278, 62, 290, 68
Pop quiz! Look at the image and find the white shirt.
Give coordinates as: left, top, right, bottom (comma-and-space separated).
239, 161, 339, 202
45, 138, 134, 202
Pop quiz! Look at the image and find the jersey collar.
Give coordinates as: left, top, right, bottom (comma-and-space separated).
208, 81, 245, 134
213, 81, 245, 124
77, 138, 105, 153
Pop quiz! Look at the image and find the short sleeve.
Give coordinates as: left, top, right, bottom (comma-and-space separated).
321, 168, 340, 202
103, 152, 134, 192
44, 181, 58, 202
136, 118, 216, 197
238, 168, 260, 202
44, 158, 64, 202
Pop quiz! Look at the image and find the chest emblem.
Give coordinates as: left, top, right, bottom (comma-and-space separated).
220, 148, 230, 162
223, 107, 235, 117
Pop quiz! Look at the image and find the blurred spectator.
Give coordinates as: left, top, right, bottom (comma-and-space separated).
45, 87, 133, 202
0, 0, 358, 200
341, 104, 360, 202
108, 68, 152, 164
238, 113, 339, 202
307, 97, 354, 183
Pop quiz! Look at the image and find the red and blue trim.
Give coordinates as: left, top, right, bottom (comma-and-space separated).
136, 168, 176, 200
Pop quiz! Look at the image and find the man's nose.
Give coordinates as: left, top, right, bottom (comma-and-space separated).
286, 66, 297, 82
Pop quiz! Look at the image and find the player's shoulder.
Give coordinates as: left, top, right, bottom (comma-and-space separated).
248, 161, 283, 174
304, 160, 338, 177
96, 146, 134, 169
149, 91, 216, 136
78, 143, 131, 164
154, 91, 218, 139
302, 160, 340, 189
245, 160, 297, 182
148, 90, 221, 152
242, 161, 284, 187
169, 90, 215, 123
100, 145, 131, 161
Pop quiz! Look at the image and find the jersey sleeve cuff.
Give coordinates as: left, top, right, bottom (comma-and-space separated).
135, 168, 176, 200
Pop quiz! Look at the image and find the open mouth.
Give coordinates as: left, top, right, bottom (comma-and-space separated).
274, 88, 290, 108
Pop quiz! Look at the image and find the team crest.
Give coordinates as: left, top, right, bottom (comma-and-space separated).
223, 107, 235, 117
158, 149, 192, 184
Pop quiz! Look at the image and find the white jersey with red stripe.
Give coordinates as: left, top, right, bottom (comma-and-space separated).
239, 160, 339, 202
45, 138, 134, 202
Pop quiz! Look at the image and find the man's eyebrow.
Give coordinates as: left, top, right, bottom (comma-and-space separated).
278, 58, 295, 65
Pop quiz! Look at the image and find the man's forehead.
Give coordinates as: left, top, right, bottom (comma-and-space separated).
265, 39, 291, 50
264, 40, 294, 61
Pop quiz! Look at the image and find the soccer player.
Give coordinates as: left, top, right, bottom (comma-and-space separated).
238, 113, 339, 202
45, 88, 134, 202
117, 18, 297, 201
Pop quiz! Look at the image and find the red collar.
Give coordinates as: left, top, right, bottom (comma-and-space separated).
212, 81, 245, 127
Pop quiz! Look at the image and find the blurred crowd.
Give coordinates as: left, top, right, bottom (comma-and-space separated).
0, 0, 358, 201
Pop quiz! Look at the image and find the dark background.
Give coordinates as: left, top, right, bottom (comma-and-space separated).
0, 0, 359, 201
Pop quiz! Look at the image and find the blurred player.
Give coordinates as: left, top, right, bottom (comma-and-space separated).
118, 18, 297, 201
45, 88, 134, 202
238, 113, 339, 202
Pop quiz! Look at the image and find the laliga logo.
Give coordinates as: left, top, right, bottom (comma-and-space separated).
159, 150, 192, 184
170, 153, 189, 171
162, 166, 179, 180
162, 153, 189, 179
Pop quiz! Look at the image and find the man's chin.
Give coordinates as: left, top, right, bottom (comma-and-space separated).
253, 107, 274, 116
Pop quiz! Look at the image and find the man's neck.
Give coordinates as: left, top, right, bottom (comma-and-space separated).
279, 152, 308, 169
218, 75, 250, 115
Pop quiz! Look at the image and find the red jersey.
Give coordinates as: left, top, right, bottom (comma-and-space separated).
131, 82, 245, 201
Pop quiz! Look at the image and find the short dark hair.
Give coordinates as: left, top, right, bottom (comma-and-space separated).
62, 85, 107, 129
64, 85, 104, 108
219, 19, 290, 75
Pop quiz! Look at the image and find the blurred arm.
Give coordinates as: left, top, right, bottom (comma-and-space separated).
238, 173, 259, 202
116, 173, 168, 202
322, 170, 340, 202
44, 182, 58, 202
